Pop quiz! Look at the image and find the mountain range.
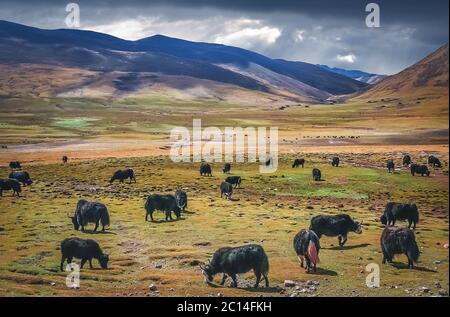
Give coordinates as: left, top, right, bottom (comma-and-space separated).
0, 20, 447, 104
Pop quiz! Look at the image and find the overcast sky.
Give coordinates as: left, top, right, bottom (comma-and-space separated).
0, 0, 448, 74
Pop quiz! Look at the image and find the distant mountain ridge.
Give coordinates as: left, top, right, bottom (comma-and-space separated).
317, 65, 387, 84
0, 20, 368, 102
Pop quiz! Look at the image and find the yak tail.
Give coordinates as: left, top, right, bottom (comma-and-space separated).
101, 208, 110, 227
307, 240, 319, 265
412, 204, 419, 223
261, 251, 270, 275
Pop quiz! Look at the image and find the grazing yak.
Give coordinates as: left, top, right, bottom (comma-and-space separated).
174, 189, 188, 212
69, 199, 110, 232
109, 168, 136, 183
9, 161, 21, 170
0, 178, 21, 197
410, 164, 430, 176
293, 229, 320, 273
225, 176, 241, 188
60, 237, 109, 271
387, 160, 395, 173
428, 155, 442, 168
381, 202, 419, 229
144, 194, 181, 222
403, 155, 411, 166
265, 157, 272, 167
380, 227, 419, 269
8, 171, 32, 186
200, 163, 212, 176
223, 163, 231, 173
200, 244, 269, 288
331, 157, 340, 167
292, 158, 305, 168
62, 156, 68, 164
310, 214, 362, 247
220, 181, 233, 199
312, 168, 321, 181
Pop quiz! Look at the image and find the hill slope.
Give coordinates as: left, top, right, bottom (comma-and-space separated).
356, 44, 449, 99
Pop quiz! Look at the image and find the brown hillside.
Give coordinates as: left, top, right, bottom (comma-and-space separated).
356, 44, 449, 99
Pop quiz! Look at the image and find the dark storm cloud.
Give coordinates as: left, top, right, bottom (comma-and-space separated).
2, 0, 447, 22
0, 0, 448, 74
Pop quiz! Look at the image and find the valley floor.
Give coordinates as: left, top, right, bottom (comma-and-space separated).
0, 97, 448, 296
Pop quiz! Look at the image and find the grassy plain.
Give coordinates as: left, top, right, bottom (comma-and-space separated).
0, 95, 448, 297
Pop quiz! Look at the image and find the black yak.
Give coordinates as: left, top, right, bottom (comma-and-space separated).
60, 237, 109, 271
62, 156, 68, 164
310, 214, 362, 247
292, 158, 305, 168
144, 194, 181, 222
225, 176, 241, 188
109, 168, 136, 183
200, 163, 212, 176
9, 161, 21, 170
8, 171, 32, 186
402, 155, 411, 166
387, 159, 395, 173
223, 163, 231, 173
0, 178, 21, 197
200, 244, 269, 288
380, 227, 419, 269
428, 155, 442, 168
381, 202, 419, 229
220, 181, 233, 199
69, 199, 110, 232
410, 164, 430, 176
331, 157, 340, 167
174, 189, 188, 212
293, 229, 320, 273
312, 168, 321, 181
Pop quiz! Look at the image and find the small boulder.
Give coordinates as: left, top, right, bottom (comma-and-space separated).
284, 280, 297, 287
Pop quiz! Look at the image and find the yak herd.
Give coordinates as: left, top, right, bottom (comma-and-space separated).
0, 153, 445, 289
